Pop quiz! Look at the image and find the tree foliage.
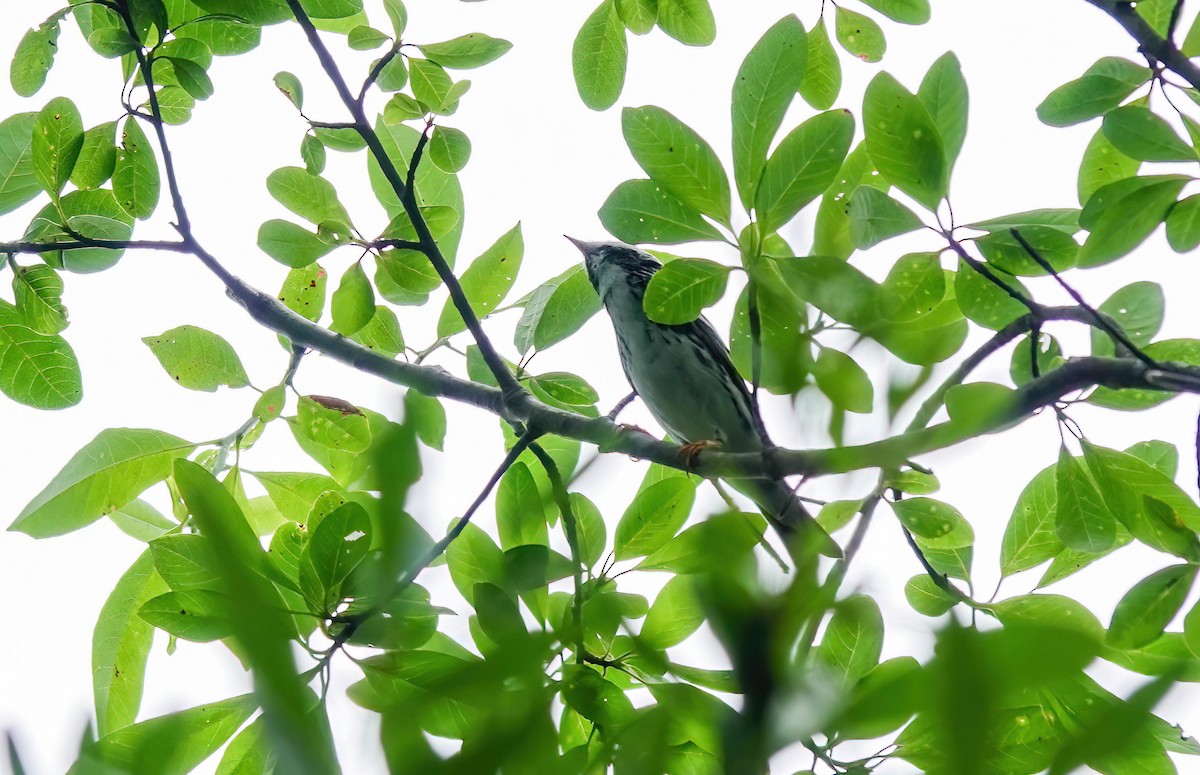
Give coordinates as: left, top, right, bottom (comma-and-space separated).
5, 0, 1200, 773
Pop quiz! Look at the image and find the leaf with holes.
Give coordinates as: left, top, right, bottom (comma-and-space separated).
642, 258, 730, 324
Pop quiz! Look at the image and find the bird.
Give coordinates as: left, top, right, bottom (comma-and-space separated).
567, 237, 841, 559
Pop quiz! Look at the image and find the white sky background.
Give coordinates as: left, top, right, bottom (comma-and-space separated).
3, 1, 1200, 773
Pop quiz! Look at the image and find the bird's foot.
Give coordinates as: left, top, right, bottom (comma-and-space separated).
678, 439, 722, 468
618, 422, 654, 437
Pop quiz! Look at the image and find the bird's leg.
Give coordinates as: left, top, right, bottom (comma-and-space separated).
678, 439, 722, 468
606, 390, 638, 420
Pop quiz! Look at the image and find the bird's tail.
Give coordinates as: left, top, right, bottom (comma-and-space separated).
731, 477, 843, 559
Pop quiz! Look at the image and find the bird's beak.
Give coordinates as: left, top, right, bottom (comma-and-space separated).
564, 235, 593, 254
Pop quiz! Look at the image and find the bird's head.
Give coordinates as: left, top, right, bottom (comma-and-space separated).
565, 237, 660, 297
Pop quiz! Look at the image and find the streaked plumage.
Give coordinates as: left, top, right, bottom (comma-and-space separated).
569, 238, 840, 558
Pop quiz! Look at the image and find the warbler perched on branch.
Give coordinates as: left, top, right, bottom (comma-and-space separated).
568, 237, 841, 559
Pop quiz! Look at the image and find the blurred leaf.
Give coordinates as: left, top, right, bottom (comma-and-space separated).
1055, 446, 1116, 553
817, 594, 884, 687
641, 576, 703, 649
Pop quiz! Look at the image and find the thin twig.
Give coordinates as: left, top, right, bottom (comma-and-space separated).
283, 0, 524, 401
1009, 227, 1160, 370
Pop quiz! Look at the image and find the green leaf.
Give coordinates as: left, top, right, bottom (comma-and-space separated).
71, 122, 118, 190
1080, 443, 1200, 549
848, 185, 923, 248
756, 109, 854, 232
953, 259, 1028, 330
637, 512, 760, 573
25, 188, 134, 273
90, 694, 256, 774
429, 126, 471, 173
598, 179, 723, 244
13, 264, 67, 334
880, 252, 944, 322
150, 534, 222, 591
330, 262, 375, 336
0, 301, 81, 408
614, 478, 696, 560
497, 462, 549, 550
863, 72, 946, 209
1078, 174, 1188, 266
892, 497, 974, 547
571, 493, 606, 569
615, 0, 656, 35
436, 223, 523, 337
1055, 445, 1116, 553
535, 367, 601, 405
403, 390, 444, 450
139, 589, 232, 641
641, 576, 703, 650
0, 113, 41, 214
351, 305, 404, 358
266, 166, 351, 227
905, 574, 955, 616
93, 549, 168, 736
834, 657, 924, 740
1166, 194, 1200, 252
10, 428, 193, 537
861, 0, 931, 24
974, 226, 1079, 276
278, 263, 327, 323
799, 19, 841, 110
641, 258, 729, 324
86, 28, 140, 58
273, 70, 303, 110
418, 33, 512, 69
572, 1, 627, 111
142, 325, 250, 391
834, 6, 885, 62
347, 24, 389, 50
1000, 463, 1062, 577
966, 208, 1081, 234
813, 346, 873, 412
656, 0, 715, 45
33, 96, 83, 196
562, 664, 637, 727
817, 594, 884, 687
215, 717, 271, 775
11, 19, 62, 98
109, 498, 175, 541
1090, 281, 1163, 356
300, 133, 325, 174
409, 58, 462, 114
622, 105, 731, 226
256, 219, 335, 267
513, 265, 601, 353
165, 57, 214, 101
1107, 565, 1197, 650
1078, 126, 1140, 206
1102, 105, 1195, 161
917, 52, 969, 171
376, 248, 439, 305
731, 15, 806, 210
1037, 74, 1146, 127
300, 501, 372, 613
445, 522, 504, 605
